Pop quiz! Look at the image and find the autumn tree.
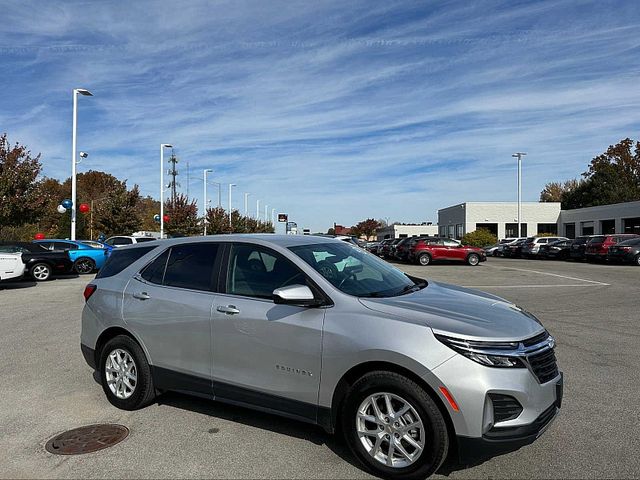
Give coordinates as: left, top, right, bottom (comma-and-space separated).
137, 196, 161, 231
0, 134, 46, 227
94, 183, 142, 236
351, 218, 381, 240
164, 194, 200, 237
539, 179, 581, 203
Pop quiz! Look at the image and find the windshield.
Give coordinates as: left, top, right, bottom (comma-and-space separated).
289, 242, 424, 297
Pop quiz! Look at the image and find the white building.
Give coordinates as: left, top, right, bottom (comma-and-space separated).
437, 202, 561, 240
558, 200, 640, 237
376, 223, 438, 241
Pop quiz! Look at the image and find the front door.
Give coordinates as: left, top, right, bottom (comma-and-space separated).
212, 243, 324, 421
122, 243, 222, 395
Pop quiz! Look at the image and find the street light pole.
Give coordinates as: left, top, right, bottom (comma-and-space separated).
160, 144, 173, 239
271, 208, 276, 229
71, 88, 92, 240
264, 205, 268, 223
256, 199, 260, 220
244, 193, 250, 217
203, 169, 213, 235
228, 183, 236, 227
512, 152, 527, 237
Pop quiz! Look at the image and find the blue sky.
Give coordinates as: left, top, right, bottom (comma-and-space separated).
2, 0, 640, 232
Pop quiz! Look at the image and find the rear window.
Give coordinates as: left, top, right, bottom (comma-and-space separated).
163, 243, 219, 291
588, 236, 605, 243
96, 246, 155, 279
134, 237, 156, 243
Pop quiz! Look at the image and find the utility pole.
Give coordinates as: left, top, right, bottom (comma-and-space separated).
167, 150, 179, 206
512, 152, 527, 237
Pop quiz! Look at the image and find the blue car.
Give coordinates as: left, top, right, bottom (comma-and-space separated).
34, 239, 109, 274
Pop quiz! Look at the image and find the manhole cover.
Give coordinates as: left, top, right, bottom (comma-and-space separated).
45, 424, 129, 455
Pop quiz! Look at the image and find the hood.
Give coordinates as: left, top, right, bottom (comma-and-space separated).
359, 281, 544, 341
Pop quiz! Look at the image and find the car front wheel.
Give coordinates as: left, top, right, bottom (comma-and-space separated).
635, 254, 640, 266
74, 257, 96, 274
342, 371, 449, 480
31, 263, 51, 281
99, 335, 156, 410
467, 253, 480, 266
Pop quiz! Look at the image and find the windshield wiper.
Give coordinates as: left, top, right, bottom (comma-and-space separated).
394, 281, 427, 296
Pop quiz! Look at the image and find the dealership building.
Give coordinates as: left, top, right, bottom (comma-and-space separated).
376, 223, 438, 241
437, 200, 640, 240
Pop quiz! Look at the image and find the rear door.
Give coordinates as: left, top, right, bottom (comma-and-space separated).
442, 238, 464, 260
211, 242, 324, 419
122, 242, 222, 395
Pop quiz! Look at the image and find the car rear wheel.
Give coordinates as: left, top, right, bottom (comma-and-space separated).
31, 263, 51, 281
341, 371, 449, 480
418, 254, 431, 266
635, 254, 640, 266
74, 257, 96, 274
467, 253, 480, 266
99, 335, 156, 410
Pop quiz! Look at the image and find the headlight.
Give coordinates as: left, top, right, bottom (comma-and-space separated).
435, 334, 526, 368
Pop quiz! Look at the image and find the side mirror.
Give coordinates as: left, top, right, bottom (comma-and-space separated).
273, 284, 320, 307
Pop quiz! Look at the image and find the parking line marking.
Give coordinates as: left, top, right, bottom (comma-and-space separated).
461, 284, 606, 288
483, 265, 610, 286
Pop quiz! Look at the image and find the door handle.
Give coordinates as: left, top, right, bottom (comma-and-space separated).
216, 305, 240, 315
133, 292, 150, 300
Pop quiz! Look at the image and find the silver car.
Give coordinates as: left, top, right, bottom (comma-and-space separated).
81, 235, 562, 479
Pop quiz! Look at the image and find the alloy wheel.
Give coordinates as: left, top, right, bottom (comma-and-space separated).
468, 254, 480, 265
419, 254, 430, 266
32, 264, 50, 281
355, 392, 425, 468
105, 349, 137, 399
75, 258, 95, 274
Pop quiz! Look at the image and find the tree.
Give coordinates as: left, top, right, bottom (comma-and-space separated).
0, 134, 46, 227
539, 179, 580, 202
351, 218, 381, 240
94, 183, 142, 236
205, 206, 230, 234
164, 194, 199, 237
461, 228, 497, 247
137, 196, 161, 231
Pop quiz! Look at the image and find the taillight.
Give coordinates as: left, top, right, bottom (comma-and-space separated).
620, 246, 632, 251
83, 284, 97, 301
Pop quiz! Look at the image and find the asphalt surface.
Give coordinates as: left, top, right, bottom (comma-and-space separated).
0, 257, 638, 478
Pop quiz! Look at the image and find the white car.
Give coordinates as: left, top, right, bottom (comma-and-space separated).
104, 236, 158, 248
0, 252, 26, 282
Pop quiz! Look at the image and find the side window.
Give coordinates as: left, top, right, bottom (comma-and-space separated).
140, 249, 170, 285
443, 239, 459, 247
114, 237, 133, 246
62, 242, 78, 250
96, 246, 156, 279
105, 238, 115, 246
163, 243, 219, 291
227, 244, 306, 299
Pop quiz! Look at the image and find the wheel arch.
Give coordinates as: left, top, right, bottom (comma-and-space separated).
94, 326, 149, 370
326, 360, 456, 448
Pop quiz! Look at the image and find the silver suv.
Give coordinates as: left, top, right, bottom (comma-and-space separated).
81, 235, 562, 479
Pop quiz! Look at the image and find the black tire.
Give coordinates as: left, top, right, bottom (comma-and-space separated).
341, 371, 449, 480
74, 257, 96, 274
635, 254, 640, 266
99, 335, 156, 410
30, 262, 51, 281
467, 253, 480, 266
418, 253, 431, 266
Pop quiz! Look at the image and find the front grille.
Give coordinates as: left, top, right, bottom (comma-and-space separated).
489, 394, 523, 422
528, 348, 559, 384
522, 330, 549, 347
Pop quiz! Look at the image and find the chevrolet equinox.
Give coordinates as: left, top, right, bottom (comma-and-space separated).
81, 235, 562, 479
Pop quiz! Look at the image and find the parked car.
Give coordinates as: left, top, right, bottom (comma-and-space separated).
538, 239, 572, 260
393, 237, 416, 261
496, 237, 525, 257
34, 239, 109, 274
365, 241, 380, 254
381, 238, 402, 259
521, 236, 569, 258
104, 235, 159, 247
409, 237, 486, 266
585, 234, 640, 262
79, 239, 114, 252
503, 238, 528, 258
0, 242, 73, 281
375, 238, 394, 257
81, 235, 561, 479
606, 237, 640, 265
568, 235, 595, 261
0, 251, 26, 282
483, 243, 501, 257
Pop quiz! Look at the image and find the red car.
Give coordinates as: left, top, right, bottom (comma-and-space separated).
585, 234, 639, 261
408, 237, 487, 266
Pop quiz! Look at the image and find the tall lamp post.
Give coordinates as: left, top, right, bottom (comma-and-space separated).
228, 183, 236, 227
256, 199, 260, 220
244, 193, 251, 217
71, 88, 93, 240
512, 152, 527, 237
264, 204, 269, 224
271, 208, 276, 231
160, 144, 173, 239
203, 169, 213, 235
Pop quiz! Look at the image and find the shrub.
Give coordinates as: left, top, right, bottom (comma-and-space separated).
461, 228, 497, 247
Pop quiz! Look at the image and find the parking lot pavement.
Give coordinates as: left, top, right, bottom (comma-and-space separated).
1, 258, 639, 479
